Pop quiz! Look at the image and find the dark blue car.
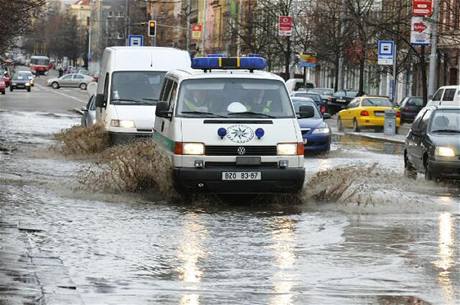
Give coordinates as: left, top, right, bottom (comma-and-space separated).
293, 97, 331, 154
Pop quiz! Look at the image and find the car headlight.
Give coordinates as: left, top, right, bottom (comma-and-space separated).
435, 147, 455, 157
277, 143, 299, 155
25, 83, 30, 86
110, 119, 135, 128
312, 127, 330, 134
182, 143, 205, 155
12, 82, 16, 86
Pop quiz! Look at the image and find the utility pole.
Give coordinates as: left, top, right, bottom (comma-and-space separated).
337, 0, 347, 91
428, 0, 440, 96
201, 0, 206, 55
185, 0, 191, 51
392, 43, 397, 103
125, 0, 130, 46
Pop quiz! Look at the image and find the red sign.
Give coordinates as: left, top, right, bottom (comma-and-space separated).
412, 0, 432, 17
192, 24, 202, 32
278, 16, 292, 36
191, 24, 202, 40
413, 22, 427, 33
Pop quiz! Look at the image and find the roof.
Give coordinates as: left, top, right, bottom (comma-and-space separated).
167, 69, 285, 82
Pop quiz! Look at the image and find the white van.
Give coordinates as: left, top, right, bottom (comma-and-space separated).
285, 78, 315, 93
153, 56, 315, 194
95, 47, 191, 144
427, 85, 460, 107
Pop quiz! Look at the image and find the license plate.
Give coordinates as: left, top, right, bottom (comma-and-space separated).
375, 112, 384, 117
222, 172, 261, 181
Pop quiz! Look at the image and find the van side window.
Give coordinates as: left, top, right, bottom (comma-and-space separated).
418, 109, 433, 131
160, 79, 173, 102
442, 89, 455, 101
432, 89, 443, 101
103, 73, 109, 102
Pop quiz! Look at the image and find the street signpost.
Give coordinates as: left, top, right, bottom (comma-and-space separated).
278, 16, 292, 36
412, 0, 433, 16
192, 24, 202, 40
377, 40, 394, 66
128, 35, 144, 47
410, 16, 431, 45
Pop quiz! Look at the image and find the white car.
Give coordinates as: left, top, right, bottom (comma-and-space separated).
47, 73, 94, 90
153, 56, 314, 195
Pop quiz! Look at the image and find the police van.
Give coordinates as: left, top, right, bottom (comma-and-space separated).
153, 56, 315, 194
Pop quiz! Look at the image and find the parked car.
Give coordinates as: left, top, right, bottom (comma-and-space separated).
308, 88, 334, 103
337, 96, 400, 132
47, 73, 94, 90
291, 91, 326, 113
10, 72, 31, 92
0, 77, 6, 94
81, 95, 97, 127
327, 89, 359, 115
293, 97, 332, 154
404, 104, 460, 181
399, 96, 423, 123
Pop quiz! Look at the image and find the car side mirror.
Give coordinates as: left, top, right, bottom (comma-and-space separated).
95, 94, 106, 108
322, 113, 332, 120
298, 105, 315, 119
81, 106, 88, 112
428, 94, 433, 100
155, 101, 172, 119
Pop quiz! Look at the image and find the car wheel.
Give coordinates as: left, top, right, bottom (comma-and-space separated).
337, 117, 344, 131
404, 154, 417, 180
27, 87, 31, 92
9, 87, 13, 92
79, 83, 87, 90
352, 119, 360, 132
1, 91, 5, 95
51, 82, 59, 89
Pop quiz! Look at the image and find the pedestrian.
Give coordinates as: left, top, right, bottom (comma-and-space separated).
58, 65, 63, 77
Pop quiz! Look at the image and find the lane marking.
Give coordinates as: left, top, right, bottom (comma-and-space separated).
36, 84, 86, 104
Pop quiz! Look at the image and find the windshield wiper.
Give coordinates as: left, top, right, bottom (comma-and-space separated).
181, 111, 227, 118
111, 98, 141, 104
431, 129, 460, 133
227, 111, 275, 118
142, 98, 158, 101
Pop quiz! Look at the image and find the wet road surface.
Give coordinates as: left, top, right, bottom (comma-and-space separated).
0, 90, 459, 305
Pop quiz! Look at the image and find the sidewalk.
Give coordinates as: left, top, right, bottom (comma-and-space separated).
328, 114, 409, 144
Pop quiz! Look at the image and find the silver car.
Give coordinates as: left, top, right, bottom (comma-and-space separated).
81, 95, 96, 127
47, 73, 94, 90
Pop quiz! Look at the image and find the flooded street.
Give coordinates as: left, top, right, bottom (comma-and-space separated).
1, 109, 459, 305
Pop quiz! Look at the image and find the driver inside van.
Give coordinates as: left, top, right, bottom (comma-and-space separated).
182, 89, 208, 112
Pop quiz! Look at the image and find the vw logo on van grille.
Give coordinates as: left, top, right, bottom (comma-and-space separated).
237, 146, 246, 155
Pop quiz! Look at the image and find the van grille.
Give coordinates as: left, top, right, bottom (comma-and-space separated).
205, 145, 277, 156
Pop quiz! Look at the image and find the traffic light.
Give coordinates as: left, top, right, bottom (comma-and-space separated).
148, 20, 156, 37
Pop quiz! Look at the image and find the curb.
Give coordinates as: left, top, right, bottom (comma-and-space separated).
333, 131, 406, 144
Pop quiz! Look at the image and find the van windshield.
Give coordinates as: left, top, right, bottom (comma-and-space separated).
177, 78, 295, 118
111, 71, 165, 105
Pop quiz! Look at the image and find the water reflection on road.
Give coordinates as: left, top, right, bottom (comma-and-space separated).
0, 111, 459, 305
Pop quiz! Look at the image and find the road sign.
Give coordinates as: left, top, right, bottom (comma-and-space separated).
128, 35, 144, 47
278, 16, 292, 36
298, 53, 318, 68
148, 20, 156, 37
410, 17, 431, 45
191, 24, 202, 40
377, 40, 394, 65
412, 0, 433, 17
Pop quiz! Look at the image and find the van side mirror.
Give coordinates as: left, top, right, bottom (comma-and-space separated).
298, 105, 315, 119
428, 94, 433, 100
95, 94, 105, 108
322, 113, 331, 119
155, 102, 171, 119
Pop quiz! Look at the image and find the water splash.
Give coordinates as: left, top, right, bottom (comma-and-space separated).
53, 123, 109, 155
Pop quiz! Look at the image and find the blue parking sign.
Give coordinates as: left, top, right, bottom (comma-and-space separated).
378, 40, 394, 66
128, 35, 144, 47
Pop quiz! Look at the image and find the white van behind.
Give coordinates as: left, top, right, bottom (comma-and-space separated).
95, 47, 191, 144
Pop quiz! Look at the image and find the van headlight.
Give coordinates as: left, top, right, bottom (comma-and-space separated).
312, 127, 330, 134
435, 147, 455, 157
277, 143, 298, 155
182, 143, 205, 155
110, 119, 135, 128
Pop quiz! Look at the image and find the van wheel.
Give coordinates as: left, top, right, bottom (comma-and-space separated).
337, 117, 344, 131
27, 87, 31, 92
1, 91, 5, 95
51, 82, 59, 89
10, 87, 13, 92
352, 119, 360, 132
79, 83, 87, 90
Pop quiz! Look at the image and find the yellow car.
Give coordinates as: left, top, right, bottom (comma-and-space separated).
337, 96, 400, 132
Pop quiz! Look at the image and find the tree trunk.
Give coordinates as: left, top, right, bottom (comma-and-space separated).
359, 55, 365, 93
334, 54, 339, 91
284, 37, 291, 79
420, 46, 428, 106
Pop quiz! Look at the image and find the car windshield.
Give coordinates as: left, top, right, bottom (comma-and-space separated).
294, 92, 321, 101
292, 100, 321, 118
177, 78, 295, 118
345, 91, 358, 97
13, 73, 29, 80
361, 98, 393, 107
31, 57, 49, 65
405, 97, 423, 106
111, 71, 165, 105
429, 109, 460, 133
309, 88, 333, 95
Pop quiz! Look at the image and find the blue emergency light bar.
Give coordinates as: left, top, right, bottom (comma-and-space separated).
192, 56, 267, 71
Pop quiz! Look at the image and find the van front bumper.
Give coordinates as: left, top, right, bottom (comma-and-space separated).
109, 131, 152, 145
173, 167, 305, 194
